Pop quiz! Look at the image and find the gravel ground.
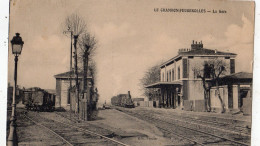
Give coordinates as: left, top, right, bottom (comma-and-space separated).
7, 105, 250, 145
28, 111, 117, 145
88, 109, 175, 146
7, 108, 66, 146
8, 107, 176, 146
52, 109, 176, 146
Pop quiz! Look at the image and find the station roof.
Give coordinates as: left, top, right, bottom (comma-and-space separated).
220, 72, 252, 79
161, 48, 236, 68
178, 48, 236, 56
145, 81, 182, 88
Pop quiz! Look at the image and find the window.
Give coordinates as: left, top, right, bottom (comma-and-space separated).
167, 71, 169, 82
182, 58, 188, 78
169, 71, 171, 81
204, 63, 214, 78
230, 59, 235, 74
172, 69, 174, 81
204, 63, 211, 78
178, 66, 180, 79
67, 91, 70, 104
162, 73, 164, 82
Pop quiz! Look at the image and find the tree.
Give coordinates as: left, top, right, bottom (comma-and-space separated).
78, 33, 97, 92
78, 33, 97, 120
65, 13, 86, 36
63, 13, 87, 115
140, 62, 162, 101
193, 58, 228, 113
88, 61, 97, 86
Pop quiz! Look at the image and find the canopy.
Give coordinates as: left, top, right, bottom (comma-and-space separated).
145, 81, 182, 88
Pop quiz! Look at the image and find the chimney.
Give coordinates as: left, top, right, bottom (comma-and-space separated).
191, 40, 203, 50
128, 91, 131, 99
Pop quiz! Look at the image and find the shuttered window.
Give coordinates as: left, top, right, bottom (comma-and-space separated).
178, 67, 180, 79
167, 71, 169, 82
183, 58, 188, 78
162, 73, 164, 82
230, 59, 235, 74
172, 69, 174, 81
169, 71, 171, 81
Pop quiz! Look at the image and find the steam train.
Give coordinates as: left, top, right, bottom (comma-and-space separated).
22, 87, 55, 111
111, 91, 135, 108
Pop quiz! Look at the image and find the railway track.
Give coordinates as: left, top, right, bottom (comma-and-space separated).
136, 110, 251, 137
56, 110, 201, 146
24, 111, 129, 146
116, 107, 250, 146
156, 109, 250, 129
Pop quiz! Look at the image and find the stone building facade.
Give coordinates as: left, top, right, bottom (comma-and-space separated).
54, 71, 92, 110
146, 41, 239, 112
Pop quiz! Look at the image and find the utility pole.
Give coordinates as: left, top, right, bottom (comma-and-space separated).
69, 30, 73, 120
73, 35, 80, 119
64, 28, 73, 120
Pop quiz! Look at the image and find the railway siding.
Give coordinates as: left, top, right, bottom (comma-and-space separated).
8, 108, 67, 146
25, 111, 129, 146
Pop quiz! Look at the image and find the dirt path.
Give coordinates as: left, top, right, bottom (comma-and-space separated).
89, 109, 173, 146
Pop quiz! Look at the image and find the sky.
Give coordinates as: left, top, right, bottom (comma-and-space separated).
8, 0, 254, 103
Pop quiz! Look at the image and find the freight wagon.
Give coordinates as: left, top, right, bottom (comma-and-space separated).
22, 87, 55, 111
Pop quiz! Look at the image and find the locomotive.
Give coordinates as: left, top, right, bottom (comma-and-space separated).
111, 91, 135, 108
22, 87, 55, 111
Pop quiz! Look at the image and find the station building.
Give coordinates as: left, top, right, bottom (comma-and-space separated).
146, 41, 252, 113
54, 71, 93, 110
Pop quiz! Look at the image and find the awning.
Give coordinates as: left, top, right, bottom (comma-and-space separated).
216, 72, 252, 85
145, 81, 182, 88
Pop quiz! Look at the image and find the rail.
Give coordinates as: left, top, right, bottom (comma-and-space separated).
23, 112, 73, 146
26, 111, 129, 146
116, 108, 250, 146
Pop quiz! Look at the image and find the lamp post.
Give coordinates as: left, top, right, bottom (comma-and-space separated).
8, 33, 24, 146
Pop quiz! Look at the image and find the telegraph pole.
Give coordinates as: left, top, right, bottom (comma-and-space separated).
64, 28, 73, 120
69, 30, 73, 120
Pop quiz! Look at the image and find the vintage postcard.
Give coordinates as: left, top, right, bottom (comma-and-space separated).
6, 0, 254, 145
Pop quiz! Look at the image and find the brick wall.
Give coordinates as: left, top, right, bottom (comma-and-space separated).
55, 79, 61, 108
